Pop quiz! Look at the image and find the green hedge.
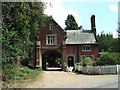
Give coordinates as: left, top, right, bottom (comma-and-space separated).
76, 52, 120, 66
96, 52, 120, 65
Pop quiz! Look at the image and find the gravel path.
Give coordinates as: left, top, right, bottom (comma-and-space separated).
24, 69, 118, 88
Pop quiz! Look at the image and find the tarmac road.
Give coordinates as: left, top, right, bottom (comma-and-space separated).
57, 74, 118, 88
93, 80, 118, 88
26, 68, 119, 88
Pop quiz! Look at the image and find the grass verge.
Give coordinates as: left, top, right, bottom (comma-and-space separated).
2, 64, 43, 88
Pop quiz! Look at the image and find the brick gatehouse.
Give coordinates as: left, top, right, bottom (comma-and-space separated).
33, 15, 99, 70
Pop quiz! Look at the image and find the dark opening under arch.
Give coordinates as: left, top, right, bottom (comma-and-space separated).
42, 50, 61, 70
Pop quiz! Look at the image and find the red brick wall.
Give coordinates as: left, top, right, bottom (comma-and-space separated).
39, 19, 65, 48
79, 44, 99, 60
37, 19, 66, 69
66, 45, 78, 61
66, 44, 99, 63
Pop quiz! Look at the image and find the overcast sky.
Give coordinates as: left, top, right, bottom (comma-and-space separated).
42, 0, 119, 38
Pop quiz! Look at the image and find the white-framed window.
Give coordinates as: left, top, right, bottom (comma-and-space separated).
46, 34, 57, 45
83, 45, 91, 51
49, 23, 53, 30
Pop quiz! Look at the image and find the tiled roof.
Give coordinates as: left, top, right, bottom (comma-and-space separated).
65, 30, 97, 44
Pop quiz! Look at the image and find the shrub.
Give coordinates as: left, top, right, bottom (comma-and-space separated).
81, 57, 94, 66
76, 62, 83, 66
3, 64, 42, 83
96, 52, 120, 65
92, 61, 97, 66
76, 57, 95, 66
63, 62, 67, 67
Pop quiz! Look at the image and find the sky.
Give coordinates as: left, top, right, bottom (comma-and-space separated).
42, 0, 119, 38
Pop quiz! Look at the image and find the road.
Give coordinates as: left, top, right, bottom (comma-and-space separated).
26, 68, 119, 88
94, 80, 118, 88
58, 78, 118, 88
57, 74, 118, 88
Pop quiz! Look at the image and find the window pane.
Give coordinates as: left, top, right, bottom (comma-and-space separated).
83, 45, 91, 51
49, 24, 53, 30
48, 36, 50, 44
46, 35, 57, 45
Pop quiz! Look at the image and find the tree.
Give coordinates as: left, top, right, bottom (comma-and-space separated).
97, 32, 118, 52
65, 14, 82, 30
118, 23, 120, 37
2, 2, 50, 68
118, 23, 120, 52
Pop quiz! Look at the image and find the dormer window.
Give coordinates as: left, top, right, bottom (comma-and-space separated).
49, 23, 53, 30
83, 45, 91, 51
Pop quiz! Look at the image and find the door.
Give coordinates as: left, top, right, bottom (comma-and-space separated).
67, 56, 74, 67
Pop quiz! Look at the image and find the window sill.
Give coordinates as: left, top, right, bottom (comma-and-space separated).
46, 44, 57, 45
82, 50, 92, 52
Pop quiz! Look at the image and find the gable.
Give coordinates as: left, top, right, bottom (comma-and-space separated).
41, 19, 64, 33
39, 19, 66, 47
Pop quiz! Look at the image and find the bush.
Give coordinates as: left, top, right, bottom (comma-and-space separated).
3, 64, 42, 83
76, 57, 95, 66
76, 62, 83, 66
96, 52, 120, 65
83, 57, 93, 66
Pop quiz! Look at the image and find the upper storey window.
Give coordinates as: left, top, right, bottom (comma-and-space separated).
46, 34, 57, 45
49, 23, 53, 30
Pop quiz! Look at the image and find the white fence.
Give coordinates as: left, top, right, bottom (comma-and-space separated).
75, 65, 120, 74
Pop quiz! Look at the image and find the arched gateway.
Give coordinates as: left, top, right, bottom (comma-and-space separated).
42, 50, 61, 70
33, 16, 99, 71
33, 19, 67, 70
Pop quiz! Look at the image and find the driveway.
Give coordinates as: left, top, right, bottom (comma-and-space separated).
25, 68, 118, 88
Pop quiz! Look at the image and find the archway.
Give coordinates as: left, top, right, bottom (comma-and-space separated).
42, 50, 61, 70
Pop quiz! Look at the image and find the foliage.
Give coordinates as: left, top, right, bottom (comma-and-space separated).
76, 53, 120, 66
118, 23, 120, 52
76, 57, 95, 66
118, 22, 120, 38
2, 64, 42, 87
82, 57, 94, 66
63, 62, 67, 67
2, 2, 50, 66
96, 52, 120, 65
65, 14, 82, 30
55, 58, 61, 67
2, 2, 49, 83
68, 57, 72, 61
76, 62, 82, 66
97, 32, 119, 52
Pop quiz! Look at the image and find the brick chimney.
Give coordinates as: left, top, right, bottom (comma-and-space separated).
91, 15, 96, 34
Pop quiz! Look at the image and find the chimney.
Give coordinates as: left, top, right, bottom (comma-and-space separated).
91, 15, 96, 34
